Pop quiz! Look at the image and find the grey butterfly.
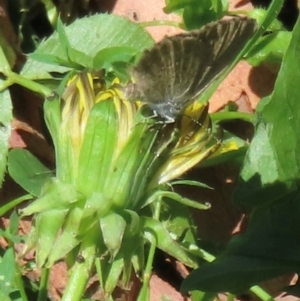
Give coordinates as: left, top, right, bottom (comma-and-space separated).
124, 17, 257, 122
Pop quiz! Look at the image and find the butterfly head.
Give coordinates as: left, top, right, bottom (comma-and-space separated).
149, 100, 183, 123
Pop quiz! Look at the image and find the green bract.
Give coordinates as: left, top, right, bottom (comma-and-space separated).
2, 11, 263, 301
18, 71, 223, 298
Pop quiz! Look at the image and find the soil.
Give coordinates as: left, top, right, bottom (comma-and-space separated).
0, 0, 298, 300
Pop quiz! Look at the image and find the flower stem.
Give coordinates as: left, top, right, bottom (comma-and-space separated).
61, 231, 97, 301
137, 198, 163, 301
5, 71, 54, 97
139, 20, 181, 28
37, 268, 50, 301
249, 285, 275, 301
210, 111, 254, 123
0, 194, 33, 216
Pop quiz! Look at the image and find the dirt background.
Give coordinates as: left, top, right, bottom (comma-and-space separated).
0, 0, 298, 300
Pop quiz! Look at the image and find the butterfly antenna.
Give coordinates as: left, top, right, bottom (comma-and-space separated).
182, 112, 224, 151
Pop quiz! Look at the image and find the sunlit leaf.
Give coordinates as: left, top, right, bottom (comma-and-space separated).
234, 12, 300, 207
8, 148, 51, 196
0, 89, 12, 188
22, 14, 154, 78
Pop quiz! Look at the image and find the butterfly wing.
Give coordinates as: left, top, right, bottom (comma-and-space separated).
129, 17, 258, 120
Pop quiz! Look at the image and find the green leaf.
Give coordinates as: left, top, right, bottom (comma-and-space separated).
164, 0, 228, 29
8, 148, 51, 196
228, 192, 300, 262
0, 248, 18, 295
185, 160, 300, 294
20, 178, 82, 216
190, 291, 217, 301
170, 180, 212, 189
201, 0, 284, 104
234, 12, 300, 207
93, 46, 137, 70
247, 31, 291, 66
100, 212, 127, 256
77, 192, 111, 236
101, 255, 124, 297
181, 255, 297, 293
247, 8, 285, 31
119, 211, 143, 284
101, 116, 169, 210
29, 52, 70, 67
0, 89, 12, 188
0, 211, 22, 245
0, 31, 16, 73
56, 17, 72, 60
142, 217, 197, 268
35, 209, 68, 266
47, 206, 84, 267
57, 17, 92, 69
160, 198, 198, 247
0, 290, 13, 301
43, 95, 70, 181
77, 100, 118, 196
21, 14, 154, 78
182, 0, 225, 30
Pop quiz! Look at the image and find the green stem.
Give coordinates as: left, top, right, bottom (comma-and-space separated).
5, 71, 54, 97
37, 268, 50, 301
249, 285, 275, 301
0, 194, 33, 216
181, 240, 274, 301
0, 45, 53, 97
227, 10, 249, 16
227, 293, 235, 301
137, 198, 163, 301
210, 111, 254, 123
198, 248, 216, 263
139, 20, 181, 28
61, 231, 97, 301
14, 262, 29, 301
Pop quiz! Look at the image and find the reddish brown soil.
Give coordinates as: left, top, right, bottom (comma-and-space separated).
0, 0, 297, 300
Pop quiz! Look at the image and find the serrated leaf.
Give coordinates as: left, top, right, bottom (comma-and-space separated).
234, 13, 300, 207
93, 46, 137, 70
21, 14, 154, 78
29, 52, 69, 66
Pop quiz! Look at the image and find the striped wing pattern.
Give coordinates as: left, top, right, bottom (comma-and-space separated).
128, 17, 258, 121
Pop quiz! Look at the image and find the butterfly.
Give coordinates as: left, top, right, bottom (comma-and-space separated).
124, 17, 258, 122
